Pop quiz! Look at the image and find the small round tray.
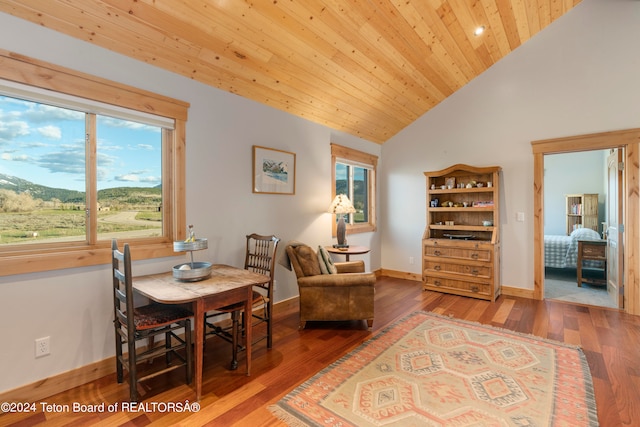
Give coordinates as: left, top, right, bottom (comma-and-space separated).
172, 261, 212, 281
173, 238, 208, 252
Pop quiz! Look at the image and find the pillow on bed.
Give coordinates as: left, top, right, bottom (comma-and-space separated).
570, 227, 601, 241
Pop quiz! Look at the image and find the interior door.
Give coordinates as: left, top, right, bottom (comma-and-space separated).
606, 149, 624, 308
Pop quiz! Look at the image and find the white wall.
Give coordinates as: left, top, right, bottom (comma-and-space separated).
544, 150, 607, 236
380, 0, 640, 289
0, 14, 381, 392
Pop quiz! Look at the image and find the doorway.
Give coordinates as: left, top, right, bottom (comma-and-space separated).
543, 150, 615, 308
531, 128, 640, 315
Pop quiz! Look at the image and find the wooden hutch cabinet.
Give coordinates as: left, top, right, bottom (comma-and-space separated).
422, 164, 501, 301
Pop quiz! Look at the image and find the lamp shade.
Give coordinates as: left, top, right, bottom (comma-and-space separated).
328, 194, 356, 215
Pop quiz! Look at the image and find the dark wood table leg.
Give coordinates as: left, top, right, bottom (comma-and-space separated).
194, 299, 204, 400
245, 286, 252, 376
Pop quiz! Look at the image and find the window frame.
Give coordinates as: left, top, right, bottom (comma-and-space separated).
0, 50, 188, 276
330, 143, 377, 237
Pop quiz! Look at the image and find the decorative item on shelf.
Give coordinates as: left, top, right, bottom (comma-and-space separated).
482, 220, 494, 226
185, 224, 196, 242
328, 194, 356, 248
472, 200, 494, 207
173, 230, 211, 281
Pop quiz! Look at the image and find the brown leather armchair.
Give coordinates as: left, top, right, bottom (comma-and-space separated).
285, 243, 376, 329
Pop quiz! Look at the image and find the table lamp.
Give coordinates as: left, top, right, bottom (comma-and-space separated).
328, 194, 356, 248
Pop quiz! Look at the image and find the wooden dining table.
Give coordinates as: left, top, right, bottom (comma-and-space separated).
132, 264, 270, 401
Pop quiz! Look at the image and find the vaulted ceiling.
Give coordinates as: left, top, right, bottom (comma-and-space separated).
0, 0, 581, 143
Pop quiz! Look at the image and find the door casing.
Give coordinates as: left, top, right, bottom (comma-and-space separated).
531, 129, 640, 315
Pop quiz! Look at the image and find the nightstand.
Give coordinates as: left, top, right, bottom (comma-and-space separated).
577, 239, 607, 287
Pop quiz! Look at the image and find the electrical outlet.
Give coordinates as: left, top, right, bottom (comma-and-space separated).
409, 256, 415, 265
35, 336, 50, 358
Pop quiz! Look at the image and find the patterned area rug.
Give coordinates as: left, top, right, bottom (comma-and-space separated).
270, 311, 598, 426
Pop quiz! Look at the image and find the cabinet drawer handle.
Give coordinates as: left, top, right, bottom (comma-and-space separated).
471, 286, 479, 292
434, 280, 441, 287
434, 265, 441, 271
434, 250, 441, 256
471, 269, 479, 275
471, 253, 479, 260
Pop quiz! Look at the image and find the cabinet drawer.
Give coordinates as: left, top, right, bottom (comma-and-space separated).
424, 260, 491, 279
581, 243, 606, 258
423, 245, 491, 262
424, 276, 490, 296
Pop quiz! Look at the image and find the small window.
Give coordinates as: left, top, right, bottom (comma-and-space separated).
331, 144, 377, 235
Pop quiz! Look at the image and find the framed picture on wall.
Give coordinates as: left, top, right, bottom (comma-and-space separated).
252, 145, 296, 195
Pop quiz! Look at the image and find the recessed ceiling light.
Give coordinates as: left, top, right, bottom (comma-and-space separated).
474, 26, 485, 36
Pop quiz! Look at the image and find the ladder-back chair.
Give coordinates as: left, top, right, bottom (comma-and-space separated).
112, 239, 193, 401
204, 233, 279, 369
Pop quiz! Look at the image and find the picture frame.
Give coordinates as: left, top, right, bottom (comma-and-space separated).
252, 145, 296, 195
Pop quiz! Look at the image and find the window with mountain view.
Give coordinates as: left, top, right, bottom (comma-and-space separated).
96, 115, 163, 241
0, 96, 165, 246
331, 144, 377, 235
0, 52, 187, 276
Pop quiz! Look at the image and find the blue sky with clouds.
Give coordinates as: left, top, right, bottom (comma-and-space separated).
0, 95, 161, 192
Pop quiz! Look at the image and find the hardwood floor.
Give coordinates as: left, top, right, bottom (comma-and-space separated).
2, 276, 639, 426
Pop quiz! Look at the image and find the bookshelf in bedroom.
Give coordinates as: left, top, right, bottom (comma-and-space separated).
566, 193, 599, 235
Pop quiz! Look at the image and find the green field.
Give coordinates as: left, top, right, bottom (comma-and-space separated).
0, 209, 161, 244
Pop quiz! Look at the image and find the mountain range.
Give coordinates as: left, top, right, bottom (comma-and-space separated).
0, 173, 160, 204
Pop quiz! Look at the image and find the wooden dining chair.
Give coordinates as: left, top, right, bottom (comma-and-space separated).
112, 239, 193, 402
204, 233, 279, 369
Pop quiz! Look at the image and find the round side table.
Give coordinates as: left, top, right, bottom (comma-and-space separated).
325, 245, 370, 262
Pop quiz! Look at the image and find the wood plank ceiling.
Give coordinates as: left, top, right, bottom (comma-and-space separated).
0, 0, 581, 143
